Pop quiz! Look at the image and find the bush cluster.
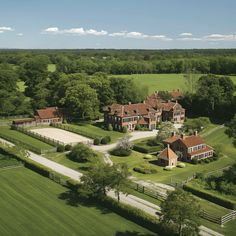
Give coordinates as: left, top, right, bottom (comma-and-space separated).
110, 148, 131, 157
57, 145, 65, 152
133, 165, 157, 174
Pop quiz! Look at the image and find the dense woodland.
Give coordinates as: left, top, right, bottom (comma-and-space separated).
0, 49, 235, 123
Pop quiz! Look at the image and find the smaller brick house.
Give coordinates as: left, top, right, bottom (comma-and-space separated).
103, 102, 161, 131
163, 131, 214, 161
35, 107, 63, 125
12, 107, 63, 127
158, 144, 178, 167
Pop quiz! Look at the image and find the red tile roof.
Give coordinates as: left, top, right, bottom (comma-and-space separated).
169, 89, 183, 99
35, 107, 61, 119
105, 103, 157, 117
164, 134, 207, 148
159, 145, 177, 160
188, 145, 213, 157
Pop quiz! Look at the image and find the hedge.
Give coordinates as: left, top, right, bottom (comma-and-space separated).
183, 184, 236, 210
99, 197, 172, 235
133, 144, 163, 154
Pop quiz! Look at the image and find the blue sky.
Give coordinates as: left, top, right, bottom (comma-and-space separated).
0, 0, 236, 49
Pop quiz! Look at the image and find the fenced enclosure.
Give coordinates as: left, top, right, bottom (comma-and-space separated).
14, 126, 65, 147
0, 129, 56, 154
129, 182, 167, 201
201, 210, 236, 226
51, 123, 102, 140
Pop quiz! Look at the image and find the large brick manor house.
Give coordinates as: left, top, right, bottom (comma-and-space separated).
103, 90, 185, 132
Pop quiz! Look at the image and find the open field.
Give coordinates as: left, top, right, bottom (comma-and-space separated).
0, 167, 155, 236
0, 126, 53, 151
30, 127, 92, 145
112, 74, 236, 93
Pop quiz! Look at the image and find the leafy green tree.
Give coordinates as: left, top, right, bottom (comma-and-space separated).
184, 69, 199, 94
68, 143, 97, 162
157, 122, 177, 141
112, 163, 131, 202
61, 81, 99, 119
79, 162, 116, 198
161, 189, 201, 236
110, 77, 148, 104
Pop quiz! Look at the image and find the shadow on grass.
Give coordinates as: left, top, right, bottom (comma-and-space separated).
58, 190, 111, 214
116, 231, 157, 236
148, 160, 159, 166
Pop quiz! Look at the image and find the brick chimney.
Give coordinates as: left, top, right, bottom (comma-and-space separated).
194, 130, 198, 136
128, 102, 131, 105
171, 131, 176, 137
143, 100, 146, 104
181, 133, 185, 140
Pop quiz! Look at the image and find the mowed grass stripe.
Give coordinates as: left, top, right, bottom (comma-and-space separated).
0, 167, 155, 236
0, 126, 53, 150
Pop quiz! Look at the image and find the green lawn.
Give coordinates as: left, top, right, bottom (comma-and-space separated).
112, 74, 236, 93
0, 126, 53, 151
44, 151, 105, 173
0, 167, 155, 236
64, 122, 124, 143
48, 63, 56, 72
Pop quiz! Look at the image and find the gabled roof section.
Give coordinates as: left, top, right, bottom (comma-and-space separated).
35, 107, 61, 119
159, 145, 177, 160
104, 102, 157, 117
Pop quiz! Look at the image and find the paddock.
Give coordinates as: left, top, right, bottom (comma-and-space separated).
30, 127, 92, 145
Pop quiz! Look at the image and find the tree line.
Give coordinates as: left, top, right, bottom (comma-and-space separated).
1, 49, 236, 75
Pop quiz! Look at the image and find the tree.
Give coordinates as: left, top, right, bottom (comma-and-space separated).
111, 135, 133, 156
157, 122, 177, 141
112, 163, 131, 202
79, 162, 116, 198
68, 143, 97, 162
61, 81, 99, 119
161, 189, 201, 236
184, 69, 199, 95
110, 77, 148, 104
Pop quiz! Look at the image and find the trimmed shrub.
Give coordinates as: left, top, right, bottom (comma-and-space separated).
144, 154, 153, 159
65, 144, 72, 151
107, 124, 113, 131
191, 157, 198, 165
183, 184, 236, 210
164, 166, 173, 171
122, 126, 128, 133
57, 145, 65, 152
133, 165, 157, 174
93, 138, 101, 145
135, 124, 141, 130
101, 136, 111, 144
110, 148, 132, 157
177, 163, 185, 168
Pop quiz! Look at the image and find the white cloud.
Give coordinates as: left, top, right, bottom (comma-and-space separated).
17, 33, 23, 36
109, 31, 172, 41
44, 27, 59, 33
179, 32, 192, 36
43, 27, 107, 36
0, 26, 14, 31
203, 34, 236, 41
178, 37, 202, 41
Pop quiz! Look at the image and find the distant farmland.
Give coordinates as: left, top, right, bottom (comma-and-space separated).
111, 74, 236, 93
